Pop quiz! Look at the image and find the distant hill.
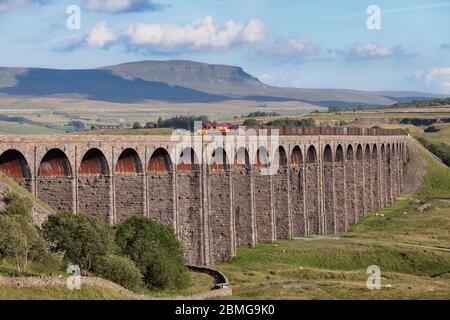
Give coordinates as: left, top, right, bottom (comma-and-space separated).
0, 60, 446, 107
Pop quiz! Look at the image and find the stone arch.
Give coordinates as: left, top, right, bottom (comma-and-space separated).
356, 144, 363, 161
364, 145, 371, 161
177, 147, 199, 171
323, 145, 333, 162
234, 147, 250, 169
37, 148, 73, 212
78, 148, 110, 223
114, 148, 144, 223
255, 146, 270, 168
290, 146, 303, 166
323, 144, 335, 234
274, 146, 288, 166
148, 148, 172, 172
0, 149, 31, 178
115, 148, 142, 174
0, 149, 32, 191
38, 148, 72, 177
209, 147, 230, 171
305, 145, 319, 235
346, 145, 354, 161
79, 148, 109, 175
306, 145, 317, 163
335, 145, 344, 162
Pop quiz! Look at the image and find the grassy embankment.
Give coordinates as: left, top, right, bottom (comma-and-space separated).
216, 138, 450, 300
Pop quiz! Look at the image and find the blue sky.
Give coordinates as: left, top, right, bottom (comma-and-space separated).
1, 0, 450, 93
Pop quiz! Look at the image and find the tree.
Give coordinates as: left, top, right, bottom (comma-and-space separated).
68, 120, 86, 131
42, 212, 116, 274
0, 192, 41, 272
94, 254, 143, 291
243, 119, 260, 126
115, 216, 188, 289
133, 122, 143, 129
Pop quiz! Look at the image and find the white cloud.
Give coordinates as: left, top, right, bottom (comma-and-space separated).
122, 16, 266, 52
338, 42, 414, 60
85, 21, 116, 48
351, 43, 395, 58
83, 0, 164, 13
424, 68, 450, 91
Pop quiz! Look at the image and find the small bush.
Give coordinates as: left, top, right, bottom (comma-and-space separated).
42, 212, 116, 274
115, 216, 188, 290
94, 254, 143, 291
0, 192, 41, 272
32, 250, 63, 275
424, 125, 440, 133
243, 118, 261, 126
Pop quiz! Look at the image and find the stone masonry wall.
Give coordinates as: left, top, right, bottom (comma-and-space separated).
0, 135, 406, 267
14, 177, 32, 193
208, 170, 233, 264
176, 171, 203, 265
372, 155, 380, 211
290, 167, 305, 237
305, 163, 319, 235
355, 160, 365, 221
147, 172, 174, 227
78, 175, 110, 223
114, 175, 144, 223
273, 166, 290, 240
253, 170, 274, 243
37, 177, 73, 212
345, 159, 356, 225
334, 162, 346, 232
232, 168, 254, 247
364, 161, 372, 214
323, 162, 335, 235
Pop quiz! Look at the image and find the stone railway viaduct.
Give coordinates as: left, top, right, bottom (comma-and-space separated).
0, 128, 406, 266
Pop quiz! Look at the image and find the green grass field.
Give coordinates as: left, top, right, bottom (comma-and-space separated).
216, 139, 450, 300
0, 120, 64, 135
